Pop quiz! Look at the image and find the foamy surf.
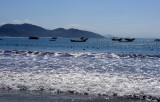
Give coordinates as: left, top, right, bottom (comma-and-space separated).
0, 50, 160, 101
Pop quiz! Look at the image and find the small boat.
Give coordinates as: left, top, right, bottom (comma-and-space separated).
49, 37, 57, 41
28, 37, 39, 39
112, 37, 122, 41
112, 37, 135, 42
0, 38, 3, 40
51, 37, 57, 39
125, 38, 135, 42
70, 37, 88, 42
154, 39, 160, 42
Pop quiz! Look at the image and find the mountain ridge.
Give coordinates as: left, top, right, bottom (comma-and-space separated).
0, 23, 105, 38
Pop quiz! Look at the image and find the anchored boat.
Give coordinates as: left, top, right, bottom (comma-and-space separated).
70, 37, 88, 42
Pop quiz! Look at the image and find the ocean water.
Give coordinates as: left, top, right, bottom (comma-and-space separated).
0, 37, 160, 102
0, 37, 159, 54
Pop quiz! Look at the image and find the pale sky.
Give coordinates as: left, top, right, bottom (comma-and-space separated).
0, 0, 160, 38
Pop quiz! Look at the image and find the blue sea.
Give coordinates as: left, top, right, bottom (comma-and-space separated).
0, 37, 160, 102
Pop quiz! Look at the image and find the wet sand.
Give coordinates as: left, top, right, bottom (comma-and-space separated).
0, 90, 148, 102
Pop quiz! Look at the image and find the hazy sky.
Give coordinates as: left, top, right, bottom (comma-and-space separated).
0, 0, 160, 38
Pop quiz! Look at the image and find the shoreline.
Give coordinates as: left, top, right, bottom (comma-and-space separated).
0, 89, 149, 102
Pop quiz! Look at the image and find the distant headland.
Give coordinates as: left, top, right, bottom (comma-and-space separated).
0, 23, 105, 38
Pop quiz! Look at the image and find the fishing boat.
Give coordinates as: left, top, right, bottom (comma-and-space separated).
70, 37, 88, 42
28, 37, 39, 39
112, 37, 122, 41
112, 37, 135, 42
51, 37, 57, 39
154, 39, 160, 42
125, 38, 135, 42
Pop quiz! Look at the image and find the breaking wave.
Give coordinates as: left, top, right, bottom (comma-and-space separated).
0, 50, 160, 101
0, 50, 160, 58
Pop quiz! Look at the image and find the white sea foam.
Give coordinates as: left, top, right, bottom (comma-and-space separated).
0, 50, 160, 100
0, 72, 160, 98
